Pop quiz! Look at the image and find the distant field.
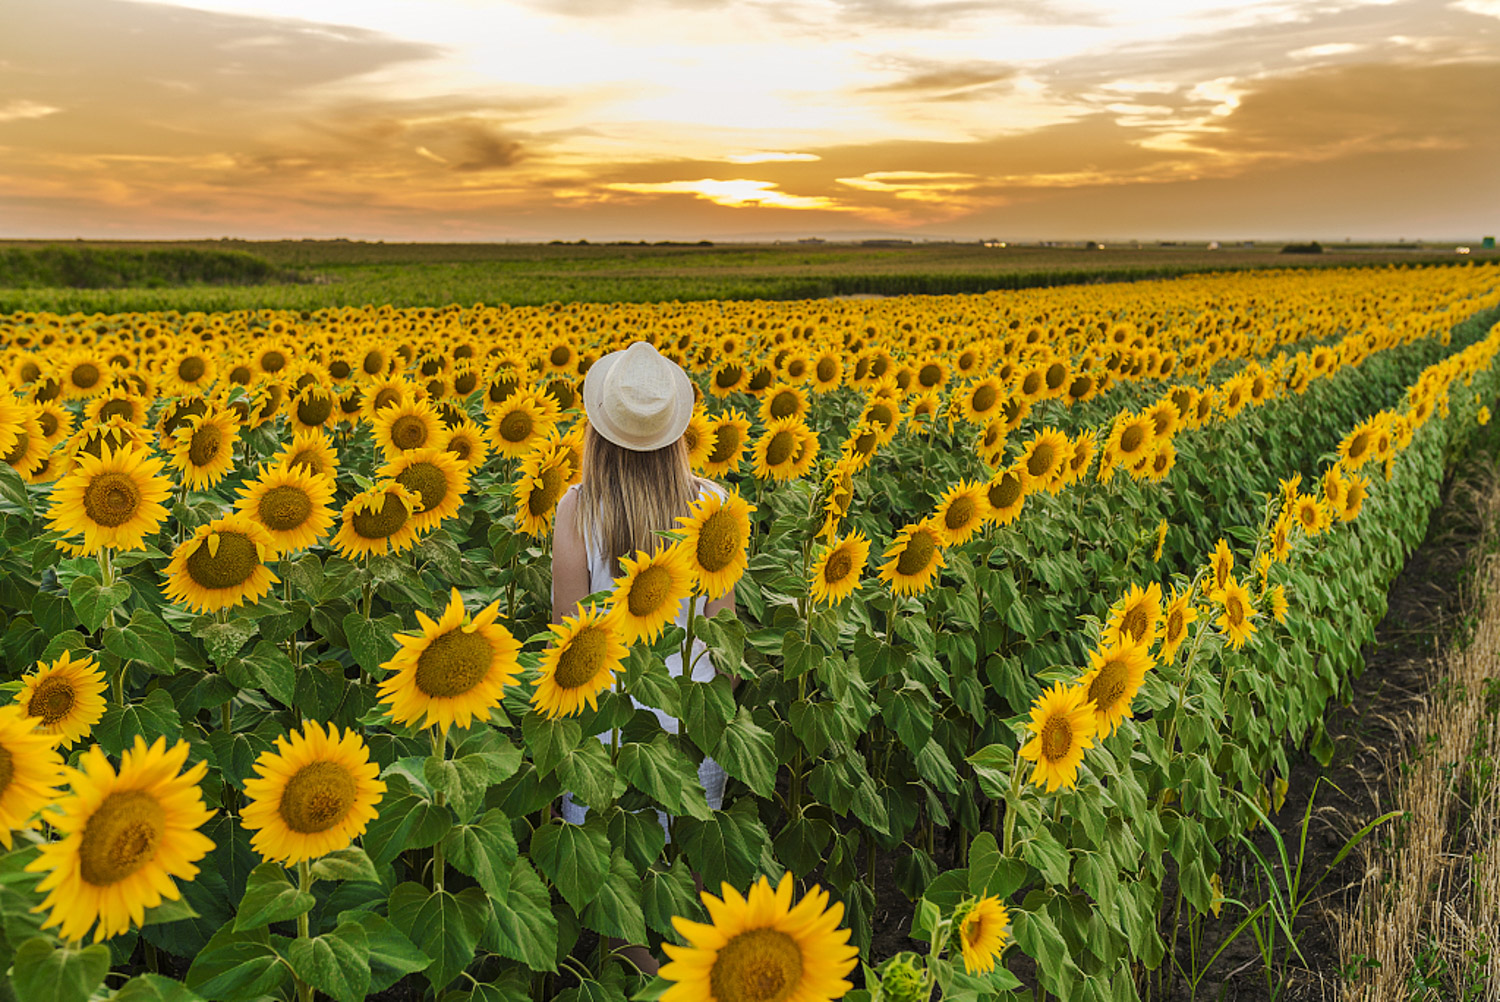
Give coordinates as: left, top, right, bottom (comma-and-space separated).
1, 238, 1494, 313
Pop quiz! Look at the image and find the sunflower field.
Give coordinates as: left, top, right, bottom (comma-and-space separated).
0, 262, 1498, 1002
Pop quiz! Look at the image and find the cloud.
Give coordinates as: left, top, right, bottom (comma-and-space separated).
604, 178, 847, 211
724, 152, 822, 163
0, 100, 61, 123
861, 62, 1015, 97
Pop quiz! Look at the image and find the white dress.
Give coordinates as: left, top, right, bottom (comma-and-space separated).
556, 480, 728, 826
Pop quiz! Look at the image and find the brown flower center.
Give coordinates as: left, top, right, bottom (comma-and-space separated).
710, 928, 803, 1002
258, 485, 313, 532
944, 496, 976, 531
186, 530, 259, 590
297, 393, 333, 427
971, 384, 997, 413
260, 350, 287, 373
71, 362, 101, 389
896, 530, 936, 577
1088, 657, 1131, 715
390, 415, 429, 451
816, 358, 838, 383
768, 391, 799, 420
78, 791, 164, 886
396, 462, 448, 517
414, 628, 494, 698
823, 548, 854, 584
279, 761, 357, 834
188, 422, 224, 467
83, 471, 142, 528
499, 410, 534, 444
627, 565, 674, 617
351, 494, 409, 539
1040, 716, 1073, 762
695, 508, 741, 574
178, 356, 206, 382
27, 675, 77, 726
764, 430, 796, 467
554, 625, 608, 689
1026, 444, 1055, 479
708, 424, 742, 464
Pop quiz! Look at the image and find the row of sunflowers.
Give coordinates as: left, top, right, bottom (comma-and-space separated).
0, 262, 1496, 1002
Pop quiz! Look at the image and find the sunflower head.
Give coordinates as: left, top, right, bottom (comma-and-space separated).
332, 481, 423, 559
381, 447, 470, 533
932, 480, 989, 546
878, 522, 946, 596
164, 514, 279, 614
1018, 682, 1098, 792
1104, 582, 1163, 647
530, 604, 628, 720
953, 895, 1010, 976
46, 441, 173, 555
235, 462, 336, 557
0, 704, 65, 849
609, 543, 695, 645
17, 650, 107, 749
1078, 638, 1154, 737
1217, 577, 1257, 650
810, 531, 871, 607
1160, 588, 1199, 661
676, 489, 755, 600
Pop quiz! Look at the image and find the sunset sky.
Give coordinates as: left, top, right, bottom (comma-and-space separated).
3, 0, 1498, 241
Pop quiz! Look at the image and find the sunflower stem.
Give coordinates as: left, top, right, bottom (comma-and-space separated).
1002, 751, 1024, 857
295, 859, 314, 1002
430, 727, 447, 892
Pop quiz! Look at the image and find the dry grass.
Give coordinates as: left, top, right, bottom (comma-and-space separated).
1339, 469, 1500, 1001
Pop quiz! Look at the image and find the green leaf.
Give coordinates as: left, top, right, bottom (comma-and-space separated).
712, 707, 777, 798
522, 713, 581, 776
581, 850, 648, 944
9, 938, 110, 1002
113, 973, 207, 1002
0, 465, 32, 514
641, 858, 701, 939
103, 609, 178, 674
191, 616, 258, 666
342, 612, 403, 675
227, 641, 296, 707
140, 896, 201, 928
285, 921, 369, 1002
484, 859, 558, 972
94, 689, 181, 757
607, 806, 667, 872
679, 675, 735, 754
388, 883, 485, 993
443, 810, 519, 898
555, 738, 620, 811
339, 911, 430, 994
695, 609, 746, 677
675, 801, 767, 891
183, 924, 289, 1002
968, 832, 1027, 900
233, 863, 315, 933
530, 817, 610, 911
308, 847, 378, 884
69, 574, 130, 634
362, 791, 451, 868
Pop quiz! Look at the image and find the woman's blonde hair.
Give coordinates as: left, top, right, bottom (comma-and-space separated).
577, 423, 702, 572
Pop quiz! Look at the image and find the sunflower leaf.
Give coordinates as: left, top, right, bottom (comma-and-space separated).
182, 924, 289, 1002
94, 689, 181, 758
529, 817, 610, 912
103, 608, 177, 674
308, 847, 379, 884
68, 574, 130, 634
580, 849, 647, 944
343, 612, 403, 676
191, 615, 257, 667
233, 863, 315, 933
337, 911, 430, 994
8, 937, 110, 1002
284, 921, 370, 1002
443, 810, 518, 898
640, 857, 700, 941
112, 972, 208, 1001
712, 707, 777, 799
481, 859, 558, 972
522, 713, 581, 777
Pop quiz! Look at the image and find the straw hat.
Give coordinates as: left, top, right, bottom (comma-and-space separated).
582, 341, 695, 452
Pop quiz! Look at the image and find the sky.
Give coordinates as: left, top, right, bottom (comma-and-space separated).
2, 0, 1498, 241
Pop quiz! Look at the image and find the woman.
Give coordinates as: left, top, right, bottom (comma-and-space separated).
551, 340, 732, 822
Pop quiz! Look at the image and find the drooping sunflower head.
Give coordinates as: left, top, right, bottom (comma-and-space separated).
530, 603, 629, 720
288, 384, 337, 433
1104, 581, 1163, 647
46, 441, 173, 556
164, 514, 279, 614
810, 530, 871, 607
240, 720, 386, 865
377, 588, 522, 731
1269, 584, 1290, 624
609, 543, 695, 645
954, 895, 1010, 976
1018, 681, 1098, 792
878, 521, 946, 597
660, 873, 859, 1002
1062, 431, 1096, 486
1217, 576, 1257, 650
676, 489, 755, 601
169, 409, 240, 490
932, 479, 989, 546
25, 736, 215, 943
17, 650, 107, 749
85, 386, 148, 427
1159, 587, 1199, 661
513, 446, 572, 537
1152, 519, 1169, 562
234, 462, 337, 557
1209, 538, 1235, 595
332, 480, 423, 559
1078, 638, 1154, 737
381, 447, 470, 534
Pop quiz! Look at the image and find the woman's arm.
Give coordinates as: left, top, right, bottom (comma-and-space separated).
551, 490, 591, 625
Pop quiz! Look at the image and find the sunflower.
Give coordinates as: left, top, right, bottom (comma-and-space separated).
810, 351, 844, 392
1062, 432, 1096, 487
751, 417, 818, 481
878, 522, 946, 596
1103, 582, 1162, 647
253, 342, 293, 378
1107, 411, 1154, 471
239, 720, 385, 865
676, 490, 755, 600
840, 421, 882, 472
693, 410, 746, 478
235, 463, 336, 556
1217, 577, 1256, 650
906, 389, 943, 430
26, 736, 215, 943
1339, 473, 1369, 522
438, 418, 490, 474
660, 873, 858, 1002
1020, 427, 1070, 492
35, 400, 74, 449
1152, 520, 1169, 562
513, 447, 572, 537
163, 514, 279, 614
16, 650, 107, 749
1142, 441, 1176, 482
959, 378, 1004, 426
1338, 417, 1379, 470
361, 376, 412, 422
1159, 588, 1198, 661
682, 409, 717, 472
709, 360, 749, 397
819, 460, 858, 538
488, 391, 556, 459
809, 531, 870, 607
985, 464, 1029, 527
372, 399, 443, 460
288, 385, 338, 434
609, 543, 696, 645
2, 405, 49, 479
1209, 538, 1235, 596
1291, 494, 1329, 536
1018, 682, 1098, 792
86, 387, 148, 427
381, 448, 469, 534
975, 418, 1007, 467
273, 429, 339, 480
46, 442, 173, 555
531, 603, 629, 720
0, 705, 63, 848
1077, 638, 1154, 737
169, 409, 239, 490
931, 480, 989, 546
59, 351, 110, 399
332, 481, 423, 559
956, 895, 1010, 976
1269, 512, 1294, 563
